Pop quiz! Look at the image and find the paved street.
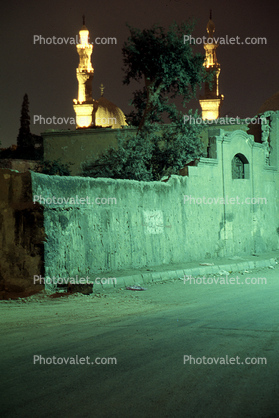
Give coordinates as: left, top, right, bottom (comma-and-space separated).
1, 266, 279, 417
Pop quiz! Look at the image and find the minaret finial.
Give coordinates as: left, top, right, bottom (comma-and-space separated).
82, 15, 85, 26
100, 83, 105, 96
206, 10, 215, 37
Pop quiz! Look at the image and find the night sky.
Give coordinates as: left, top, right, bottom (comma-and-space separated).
1, 0, 278, 148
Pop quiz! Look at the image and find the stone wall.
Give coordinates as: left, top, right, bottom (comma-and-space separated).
0, 169, 45, 298
31, 127, 279, 281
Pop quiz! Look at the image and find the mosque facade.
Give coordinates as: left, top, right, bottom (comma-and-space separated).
42, 16, 279, 179
73, 17, 127, 130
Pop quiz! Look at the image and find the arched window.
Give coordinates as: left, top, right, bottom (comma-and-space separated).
232, 153, 249, 179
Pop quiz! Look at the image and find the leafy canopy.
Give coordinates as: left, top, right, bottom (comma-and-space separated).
82, 20, 208, 181
34, 159, 72, 176
82, 109, 204, 181
122, 20, 208, 128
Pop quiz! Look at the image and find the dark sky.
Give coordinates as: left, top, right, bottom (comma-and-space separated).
1, 0, 278, 148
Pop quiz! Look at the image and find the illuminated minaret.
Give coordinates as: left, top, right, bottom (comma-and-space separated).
73, 16, 94, 128
199, 11, 224, 120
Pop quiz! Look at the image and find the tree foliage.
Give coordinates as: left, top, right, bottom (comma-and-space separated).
122, 21, 208, 129
17, 94, 31, 148
82, 109, 204, 181
82, 20, 208, 181
14, 93, 43, 160
34, 159, 72, 176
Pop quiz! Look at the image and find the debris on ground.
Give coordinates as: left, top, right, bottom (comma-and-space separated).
199, 263, 215, 266
126, 285, 147, 291
217, 270, 230, 276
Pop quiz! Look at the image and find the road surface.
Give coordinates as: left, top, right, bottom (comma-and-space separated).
1, 266, 278, 417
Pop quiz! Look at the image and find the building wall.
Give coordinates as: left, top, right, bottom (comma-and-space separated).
0, 169, 45, 298
43, 128, 136, 176
31, 127, 279, 280
0, 159, 38, 172
43, 124, 250, 176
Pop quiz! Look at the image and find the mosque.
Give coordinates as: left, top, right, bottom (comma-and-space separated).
1, 13, 279, 297
72, 16, 127, 129
42, 15, 279, 176
71, 13, 223, 128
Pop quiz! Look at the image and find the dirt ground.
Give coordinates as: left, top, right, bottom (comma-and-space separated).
0, 265, 275, 328
0, 278, 180, 328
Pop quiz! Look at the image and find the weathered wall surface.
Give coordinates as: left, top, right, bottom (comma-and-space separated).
31, 127, 279, 280
0, 169, 45, 298
43, 128, 136, 176
0, 159, 38, 172
43, 124, 249, 176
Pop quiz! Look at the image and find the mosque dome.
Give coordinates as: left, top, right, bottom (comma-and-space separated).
93, 85, 127, 129
258, 90, 279, 114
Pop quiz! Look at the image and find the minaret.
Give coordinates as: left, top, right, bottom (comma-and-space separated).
73, 16, 94, 128
199, 11, 224, 120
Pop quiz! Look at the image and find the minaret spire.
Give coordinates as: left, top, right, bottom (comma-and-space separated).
73, 20, 95, 128
82, 14, 85, 26
199, 12, 224, 120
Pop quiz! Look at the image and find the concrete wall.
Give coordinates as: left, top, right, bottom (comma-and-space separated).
42, 127, 137, 176
0, 169, 45, 298
31, 127, 279, 280
0, 159, 38, 172
43, 123, 250, 176
1, 114, 277, 294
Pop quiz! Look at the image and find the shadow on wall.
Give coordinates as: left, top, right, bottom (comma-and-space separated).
0, 169, 45, 299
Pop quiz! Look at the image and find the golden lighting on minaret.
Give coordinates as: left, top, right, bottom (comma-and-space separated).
199, 10, 224, 120
73, 16, 94, 128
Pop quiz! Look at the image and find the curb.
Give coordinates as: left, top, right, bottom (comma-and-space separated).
102, 256, 278, 293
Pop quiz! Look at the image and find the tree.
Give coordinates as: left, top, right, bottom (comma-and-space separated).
15, 94, 43, 160
82, 108, 203, 181
82, 128, 154, 181
122, 21, 209, 130
82, 21, 209, 181
33, 159, 72, 176
17, 94, 31, 149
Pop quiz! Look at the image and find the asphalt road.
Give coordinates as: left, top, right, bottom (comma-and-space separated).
1, 267, 279, 417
